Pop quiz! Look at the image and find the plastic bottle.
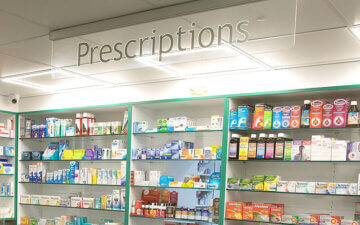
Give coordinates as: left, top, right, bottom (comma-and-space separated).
247, 134, 257, 160
300, 100, 311, 128
274, 133, 286, 160
347, 101, 359, 127
82, 112, 89, 136
144, 204, 150, 217
228, 134, 240, 159
265, 134, 276, 159
256, 133, 267, 159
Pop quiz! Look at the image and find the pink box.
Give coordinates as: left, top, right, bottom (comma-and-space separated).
322, 104, 334, 128
332, 98, 349, 127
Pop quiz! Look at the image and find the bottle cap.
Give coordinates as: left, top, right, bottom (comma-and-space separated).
304, 100, 311, 104
232, 134, 240, 138
259, 133, 267, 138
269, 134, 276, 138
351, 101, 358, 105
278, 133, 285, 138
76, 113, 82, 118
250, 134, 257, 138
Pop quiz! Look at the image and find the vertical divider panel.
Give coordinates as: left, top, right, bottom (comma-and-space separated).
14, 113, 18, 222
124, 104, 133, 225
218, 98, 229, 225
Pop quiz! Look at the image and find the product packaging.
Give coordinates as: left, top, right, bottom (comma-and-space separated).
238, 105, 253, 129
272, 107, 282, 129
277, 181, 296, 192
291, 140, 302, 161
253, 104, 265, 129
322, 104, 334, 127
310, 100, 326, 128
290, 105, 302, 129
238, 137, 249, 160
295, 182, 316, 193
264, 176, 278, 192
252, 175, 265, 191
332, 98, 349, 127
253, 203, 271, 222
225, 202, 243, 220
281, 106, 291, 129
263, 105, 273, 129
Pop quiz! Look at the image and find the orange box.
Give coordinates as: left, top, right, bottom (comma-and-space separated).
242, 202, 253, 220
21, 217, 32, 225
252, 104, 265, 129
290, 105, 302, 129
226, 201, 243, 220
310, 100, 326, 128
253, 203, 271, 222
270, 204, 284, 223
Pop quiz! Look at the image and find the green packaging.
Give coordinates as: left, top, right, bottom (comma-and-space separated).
95, 197, 101, 209
284, 141, 293, 161
157, 119, 162, 132
239, 179, 253, 190
30, 219, 39, 225
227, 178, 240, 189
162, 119, 168, 132
263, 106, 273, 129
252, 175, 265, 191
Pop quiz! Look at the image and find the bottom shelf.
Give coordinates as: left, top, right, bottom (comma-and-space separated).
0, 218, 15, 221
226, 218, 293, 225
131, 215, 218, 224
20, 203, 125, 212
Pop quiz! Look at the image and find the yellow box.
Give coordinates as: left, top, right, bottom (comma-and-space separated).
63, 150, 73, 160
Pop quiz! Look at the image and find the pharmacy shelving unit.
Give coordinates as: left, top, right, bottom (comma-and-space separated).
224, 89, 360, 225
0, 111, 16, 223
17, 106, 128, 224
128, 99, 227, 225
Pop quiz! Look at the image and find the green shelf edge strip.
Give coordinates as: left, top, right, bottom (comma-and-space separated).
20, 159, 126, 162
218, 97, 230, 225
20, 133, 126, 140
19, 182, 125, 187
228, 159, 360, 163
133, 130, 222, 134
0, 196, 14, 197
130, 215, 218, 224
15, 114, 18, 222
225, 218, 295, 225
131, 185, 219, 191
226, 189, 360, 197
132, 159, 220, 161
124, 104, 132, 225
19, 203, 125, 212
0, 218, 15, 221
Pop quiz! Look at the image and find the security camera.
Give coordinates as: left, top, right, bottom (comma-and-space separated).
9, 94, 20, 104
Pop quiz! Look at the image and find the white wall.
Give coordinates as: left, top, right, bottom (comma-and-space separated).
18, 60, 360, 112
0, 95, 18, 112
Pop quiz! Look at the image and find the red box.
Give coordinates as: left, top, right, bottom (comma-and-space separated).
242, 202, 253, 220
322, 104, 334, 128
253, 104, 265, 129
226, 201, 243, 220
270, 204, 284, 223
290, 105, 302, 128
310, 100, 326, 128
253, 203, 271, 222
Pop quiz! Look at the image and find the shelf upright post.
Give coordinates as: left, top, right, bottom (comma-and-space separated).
124, 104, 132, 225
218, 98, 229, 225
14, 113, 18, 223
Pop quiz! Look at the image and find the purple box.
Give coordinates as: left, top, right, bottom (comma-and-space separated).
333, 98, 348, 127
94, 145, 102, 160
84, 149, 95, 160
281, 106, 291, 129
347, 142, 360, 161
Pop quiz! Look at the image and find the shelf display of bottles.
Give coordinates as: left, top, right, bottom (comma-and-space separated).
20, 111, 128, 139
228, 132, 360, 161
130, 187, 219, 223
229, 98, 360, 131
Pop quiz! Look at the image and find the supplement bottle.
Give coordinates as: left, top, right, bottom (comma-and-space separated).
265, 134, 276, 159
300, 100, 311, 128
347, 101, 359, 127
248, 134, 257, 160
274, 133, 285, 160
256, 133, 267, 159
228, 134, 240, 159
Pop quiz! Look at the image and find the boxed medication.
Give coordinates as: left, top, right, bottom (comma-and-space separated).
264, 176, 279, 192
315, 182, 336, 194
296, 182, 316, 193
347, 142, 360, 161
281, 106, 291, 129
282, 215, 299, 224
71, 197, 83, 208
335, 183, 357, 195
229, 110, 238, 129
253, 203, 271, 222
83, 198, 94, 208
242, 202, 253, 220
290, 105, 302, 129
302, 140, 311, 161
263, 105, 273, 129
322, 104, 334, 127
331, 140, 348, 161
272, 107, 282, 129
253, 104, 265, 129
252, 175, 265, 191
277, 181, 296, 192
225, 202, 243, 220
299, 214, 320, 225
49, 196, 61, 206
270, 204, 284, 223
332, 98, 349, 127
238, 105, 253, 129
239, 179, 252, 190
291, 140, 303, 161
310, 100, 326, 128
20, 194, 31, 204
31, 195, 40, 205
238, 137, 249, 160
319, 215, 341, 225
40, 195, 50, 205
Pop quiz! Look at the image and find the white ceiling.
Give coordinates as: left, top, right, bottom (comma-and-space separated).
0, 0, 359, 98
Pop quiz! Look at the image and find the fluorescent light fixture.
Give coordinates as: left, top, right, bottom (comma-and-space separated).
3, 78, 53, 93
350, 25, 360, 40
135, 57, 183, 77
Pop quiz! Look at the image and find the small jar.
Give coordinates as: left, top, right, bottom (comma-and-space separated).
188, 208, 195, 220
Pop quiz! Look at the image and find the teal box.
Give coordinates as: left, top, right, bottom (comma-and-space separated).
272, 106, 283, 129
229, 110, 238, 129
238, 105, 253, 129
160, 176, 174, 187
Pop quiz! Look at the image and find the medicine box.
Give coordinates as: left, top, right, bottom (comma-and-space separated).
277, 181, 296, 192
252, 175, 265, 191
282, 215, 299, 224
272, 107, 282, 129
239, 179, 252, 190
20, 194, 31, 204
40, 195, 50, 205
270, 204, 284, 223
331, 140, 348, 161
242, 202, 253, 220
225, 202, 243, 220
264, 176, 278, 192
335, 183, 357, 195
71, 197, 83, 208
83, 198, 94, 208
296, 182, 316, 193
281, 106, 291, 129
238, 105, 253, 129
291, 140, 302, 161
49, 196, 61, 206
253, 203, 271, 222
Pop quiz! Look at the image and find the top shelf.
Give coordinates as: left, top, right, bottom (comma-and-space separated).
20, 133, 127, 140
230, 126, 360, 133
133, 130, 223, 135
